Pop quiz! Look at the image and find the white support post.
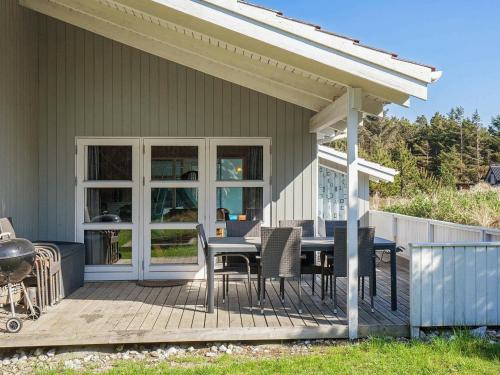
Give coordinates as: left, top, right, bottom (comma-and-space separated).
346, 87, 362, 340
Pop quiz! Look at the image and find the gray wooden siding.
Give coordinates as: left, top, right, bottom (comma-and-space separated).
410, 243, 500, 330
0, 0, 39, 239
37, 16, 317, 241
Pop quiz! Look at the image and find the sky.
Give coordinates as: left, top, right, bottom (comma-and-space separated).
251, 0, 500, 127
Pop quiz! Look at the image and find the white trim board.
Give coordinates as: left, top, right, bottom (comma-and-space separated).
318, 145, 397, 183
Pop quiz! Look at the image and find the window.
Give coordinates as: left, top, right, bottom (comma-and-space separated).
85, 188, 132, 223
84, 230, 132, 265
87, 146, 132, 180
150, 188, 198, 223
151, 146, 198, 180
149, 229, 198, 264
216, 187, 263, 221
210, 139, 270, 237
216, 146, 263, 181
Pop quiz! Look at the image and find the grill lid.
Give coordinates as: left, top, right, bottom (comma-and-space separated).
0, 238, 35, 260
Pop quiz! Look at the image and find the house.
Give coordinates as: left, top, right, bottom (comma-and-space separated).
0, 0, 442, 342
485, 165, 500, 185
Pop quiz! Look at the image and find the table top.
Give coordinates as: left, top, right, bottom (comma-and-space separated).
207, 236, 395, 254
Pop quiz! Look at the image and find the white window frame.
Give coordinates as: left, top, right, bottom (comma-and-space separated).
75, 137, 141, 281
142, 138, 206, 278
208, 138, 271, 236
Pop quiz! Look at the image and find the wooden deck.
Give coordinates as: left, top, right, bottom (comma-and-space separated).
0, 259, 409, 348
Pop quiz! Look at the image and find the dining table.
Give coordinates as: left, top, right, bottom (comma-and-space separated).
206, 236, 398, 313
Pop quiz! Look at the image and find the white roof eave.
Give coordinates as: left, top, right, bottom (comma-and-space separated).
147, 0, 435, 101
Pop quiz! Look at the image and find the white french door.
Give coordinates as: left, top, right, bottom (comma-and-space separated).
142, 139, 206, 279
76, 138, 141, 281
76, 137, 270, 281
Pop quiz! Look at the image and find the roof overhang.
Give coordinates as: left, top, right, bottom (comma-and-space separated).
20, 0, 440, 126
319, 145, 398, 183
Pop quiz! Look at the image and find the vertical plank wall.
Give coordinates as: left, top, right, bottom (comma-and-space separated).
0, 0, 39, 239
36, 16, 318, 241
410, 243, 500, 329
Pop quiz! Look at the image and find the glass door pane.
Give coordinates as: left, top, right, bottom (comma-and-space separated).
86, 146, 132, 180
143, 139, 205, 279
209, 139, 271, 238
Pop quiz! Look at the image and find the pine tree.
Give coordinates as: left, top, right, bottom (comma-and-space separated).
438, 146, 462, 187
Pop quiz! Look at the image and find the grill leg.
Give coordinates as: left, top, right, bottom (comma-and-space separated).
7, 283, 16, 318
20, 282, 36, 315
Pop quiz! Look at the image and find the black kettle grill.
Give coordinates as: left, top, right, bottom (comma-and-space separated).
0, 235, 41, 333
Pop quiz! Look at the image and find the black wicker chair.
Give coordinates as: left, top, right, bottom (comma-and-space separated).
279, 220, 324, 297
225, 220, 261, 301
327, 227, 376, 313
259, 227, 303, 314
196, 224, 253, 309
323, 220, 361, 236
226, 221, 261, 237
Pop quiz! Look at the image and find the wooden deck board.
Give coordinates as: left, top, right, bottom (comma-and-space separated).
265, 280, 294, 327
166, 283, 192, 329
227, 280, 243, 328
0, 261, 410, 348
140, 285, 172, 331
191, 281, 207, 329
152, 284, 182, 330
269, 281, 305, 327
236, 281, 255, 327
179, 281, 201, 329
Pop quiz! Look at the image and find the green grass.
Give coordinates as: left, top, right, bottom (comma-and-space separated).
151, 245, 198, 259
374, 183, 500, 228
38, 335, 499, 375
115, 229, 198, 260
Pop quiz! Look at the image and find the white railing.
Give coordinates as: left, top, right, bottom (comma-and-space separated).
369, 210, 500, 258
410, 242, 500, 336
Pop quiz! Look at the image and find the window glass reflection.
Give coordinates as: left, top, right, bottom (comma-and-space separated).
151, 146, 198, 180
87, 146, 132, 180
151, 188, 198, 223
216, 146, 263, 180
85, 188, 132, 223
216, 187, 263, 221
150, 229, 198, 264
84, 230, 132, 265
